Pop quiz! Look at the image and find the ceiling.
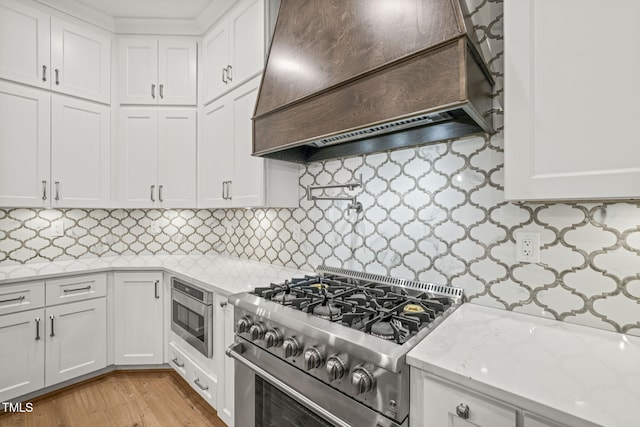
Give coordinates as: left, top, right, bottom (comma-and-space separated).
70, 0, 213, 19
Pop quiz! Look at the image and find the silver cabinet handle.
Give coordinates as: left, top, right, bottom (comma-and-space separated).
42, 180, 47, 200
49, 315, 55, 337
151, 83, 156, 99
63, 285, 91, 293
172, 357, 184, 368
194, 378, 209, 391
150, 185, 155, 202
227, 180, 231, 199
221, 181, 226, 199
456, 403, 470, 419
219, 301, 227, 308
159, 84, 164, 99
227, 65, 232, 82
42, 65, 47, 82
158, 185, 163, 202
54, 69, 59, 85
0, 295, 25, 304
54, 181, 60, 201
154, 280, 159, 299
222, 68, 227, 84
35, 317, 41, 340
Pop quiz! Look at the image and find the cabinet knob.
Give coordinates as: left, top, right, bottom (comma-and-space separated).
219, 301, 227, 308
456, 403, 470, 419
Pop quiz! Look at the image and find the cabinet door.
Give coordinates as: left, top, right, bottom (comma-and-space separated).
202, 20, 229, 104
51, 95, 110, 208
158, 39, 197, 105
50, 17, 111, 104
117, 108, 158, 208
118, 37, 158, 105
114, 272, 164, 365
215, 294, 235, 426
199, 95, 233, 208
45, 298, 106, 386
231, 76, 264, 207
0, 81, 50, 207
157, 110, 197, 207
0, 0, 50, 89
228, 0, 264, 90
504, 0, 640, 200
0, 308, 45, 402
410, 370, 516, 427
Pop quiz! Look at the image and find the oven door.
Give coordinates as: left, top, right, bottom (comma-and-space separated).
227, 341, 405, 427
171, 288, 213, 357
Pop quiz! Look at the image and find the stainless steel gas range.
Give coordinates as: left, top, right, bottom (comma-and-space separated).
226, 266, 463, 427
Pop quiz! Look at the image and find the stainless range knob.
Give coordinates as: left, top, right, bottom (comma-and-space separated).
282, 336, 302, 358
248, 322, 266, 341
304, 347, 325, 371
264, 328, 283, 348
351, 366, 375, 394
236, 316, 252, 334
326, 354, 347, 381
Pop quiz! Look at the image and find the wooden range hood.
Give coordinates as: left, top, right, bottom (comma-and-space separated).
252, 0, 494, 163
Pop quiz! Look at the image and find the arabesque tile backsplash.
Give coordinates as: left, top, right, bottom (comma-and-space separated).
1, 0, 638, 336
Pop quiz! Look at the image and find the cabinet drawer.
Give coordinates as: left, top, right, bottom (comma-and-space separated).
0, 281, 45, 315
168, 341, 190, 377
45, 274, 106, 306
188, 356, 217, 409
412, 372, 516, 427
169, 340, 217, 409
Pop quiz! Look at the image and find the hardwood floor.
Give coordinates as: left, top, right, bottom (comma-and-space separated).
0, 370, 227, 427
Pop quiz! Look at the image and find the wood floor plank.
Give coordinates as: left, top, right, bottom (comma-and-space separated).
0, 371, 226, 427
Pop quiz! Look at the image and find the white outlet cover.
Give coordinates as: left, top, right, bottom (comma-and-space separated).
51, 220, 64, 237
515, 231, 541, 263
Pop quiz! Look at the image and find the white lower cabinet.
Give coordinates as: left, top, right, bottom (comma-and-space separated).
169, 341, 217, 408
0, 274, 107, 402
214, 294, 234, 426
168, 292, 235, 426
45, 298, 107, 386
114, 272, 164, 365
0, 308, 45, 402
411, 370, 516, 427
411, 369, 586, 427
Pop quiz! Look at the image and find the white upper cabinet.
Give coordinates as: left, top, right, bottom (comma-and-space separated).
117, 108, 196, 208
119, 37, 197, 105
202, 0, 264, 104
0, 0, 111, 104
0, 0, 50, 89
0, 82, 110, 209
199, 75, 299, 208
0, 81, 51, 207
504, 0, 640, 200
50, 17, 111, 104
51, 95, 110, 208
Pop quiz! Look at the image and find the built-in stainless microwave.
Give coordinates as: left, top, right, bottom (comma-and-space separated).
171, 278, 213, 358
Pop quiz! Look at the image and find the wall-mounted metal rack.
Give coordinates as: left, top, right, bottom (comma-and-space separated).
306, 175, 363, 213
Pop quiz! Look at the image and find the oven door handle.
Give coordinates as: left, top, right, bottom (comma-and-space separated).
226, 343, 352, 427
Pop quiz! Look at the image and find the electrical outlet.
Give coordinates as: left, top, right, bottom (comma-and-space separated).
51, 220, 64, 237
515, 232, 540, 263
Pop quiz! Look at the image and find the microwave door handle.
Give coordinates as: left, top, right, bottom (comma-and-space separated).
226, 343, 351, 427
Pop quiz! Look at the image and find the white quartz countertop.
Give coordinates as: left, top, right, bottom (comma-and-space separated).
406, 303, 640, 427
0, 255, 311, 296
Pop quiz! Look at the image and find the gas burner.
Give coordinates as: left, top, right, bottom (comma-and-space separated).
403, 303, 425, 314
273, 292, 297, 305
313, 304, 341, 320
370, 321, 395, 340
